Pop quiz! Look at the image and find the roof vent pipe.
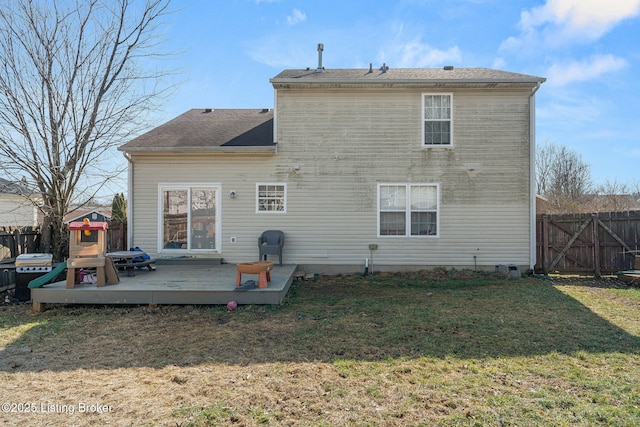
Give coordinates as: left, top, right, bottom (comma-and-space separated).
316, 43, 324, 72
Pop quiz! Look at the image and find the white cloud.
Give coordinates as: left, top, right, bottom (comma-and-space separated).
521, 0, 640, 41
501, 0, 640, 53
523, 0, 640, 33
247, 21, 461, 70
546, 54, 628, 86
492, 57, 507, 70
286, 8, 306, 26
499, 36, 524, 52
538, 96, 601, 124
388, 37, 462, 68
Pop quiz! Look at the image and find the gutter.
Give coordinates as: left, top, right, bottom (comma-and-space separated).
529, 81, 543, 270
118, 145, 277, 155
270, 80, 542, 90
273, 89, 278, 154
269, 76, 546, 85
122, 151, 134, 250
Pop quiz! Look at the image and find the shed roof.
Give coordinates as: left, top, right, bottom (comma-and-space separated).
63, 209, 112, 224
271, 67, 546, 88
119, 109, 275, 153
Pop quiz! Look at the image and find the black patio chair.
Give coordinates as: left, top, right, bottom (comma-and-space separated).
258, 230, 284, 266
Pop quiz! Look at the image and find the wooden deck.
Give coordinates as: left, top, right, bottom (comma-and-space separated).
30, 262, 298, 312
616, 270, 640, 286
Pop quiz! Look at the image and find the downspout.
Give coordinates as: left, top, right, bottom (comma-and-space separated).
529, 82, 541, 271
122, 151, 134, 250
273, 89, 278, 153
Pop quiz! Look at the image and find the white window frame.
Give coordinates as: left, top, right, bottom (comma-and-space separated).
256, 183, 287, 213
422, 93, 453, 147
377, 183, 440, 238
157, 183, 221, 253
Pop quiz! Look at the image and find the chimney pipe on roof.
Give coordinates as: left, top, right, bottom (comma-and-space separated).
316, 43, 324, 73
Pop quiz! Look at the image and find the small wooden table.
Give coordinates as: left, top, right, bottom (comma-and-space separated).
236, 261, 273, 288
107, 251, 156, 277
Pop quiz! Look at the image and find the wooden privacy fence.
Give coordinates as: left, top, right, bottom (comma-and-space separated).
536, 211, 640, 275
106, 222, 127, 252
0, 227, 41, 259
0, 223, 127, 261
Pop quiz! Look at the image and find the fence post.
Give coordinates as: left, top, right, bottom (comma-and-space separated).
592, 213, 600, 277
13, 229, 21, 255
542, 215, 549, 274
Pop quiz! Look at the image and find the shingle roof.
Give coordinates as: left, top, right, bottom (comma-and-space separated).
271, 67, 546, 87
0, 177, 30, 196
119, 109, 275, 153
63, 208, 112, 224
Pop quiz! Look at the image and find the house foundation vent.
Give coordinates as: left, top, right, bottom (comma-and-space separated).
495, 264, 521, 278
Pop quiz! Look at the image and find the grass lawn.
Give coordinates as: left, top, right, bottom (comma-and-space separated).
0, 271, 639, 426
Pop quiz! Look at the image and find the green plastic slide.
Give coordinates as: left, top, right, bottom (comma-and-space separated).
27, 261, 67, 289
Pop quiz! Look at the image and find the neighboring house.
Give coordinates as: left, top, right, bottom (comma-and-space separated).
0, 178, 39, 228
119, 65, 545, 273
64, 208, 112, 224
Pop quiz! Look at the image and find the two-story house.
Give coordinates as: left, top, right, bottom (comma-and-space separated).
0, 177, 40, 228
119, 63, 545, 274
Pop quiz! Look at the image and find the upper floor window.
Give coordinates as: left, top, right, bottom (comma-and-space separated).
423, 94, 452, 146
257, 183, 287, 213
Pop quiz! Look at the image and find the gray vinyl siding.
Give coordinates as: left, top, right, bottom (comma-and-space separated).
0, 195, 38, 227
130, 86, 534, 272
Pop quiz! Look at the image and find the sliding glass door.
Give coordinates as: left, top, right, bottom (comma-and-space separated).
160, 185, 219, 252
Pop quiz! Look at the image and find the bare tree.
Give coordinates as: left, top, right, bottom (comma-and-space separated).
594, 179, 640, 212
535, 139, 556, 196
0, 0, 174, 259
536, 141, 593, 213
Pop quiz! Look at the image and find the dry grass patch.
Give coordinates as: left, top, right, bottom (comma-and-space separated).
1, 272, 639, 426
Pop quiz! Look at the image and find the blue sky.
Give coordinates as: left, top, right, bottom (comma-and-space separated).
154, 0, 640, 187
